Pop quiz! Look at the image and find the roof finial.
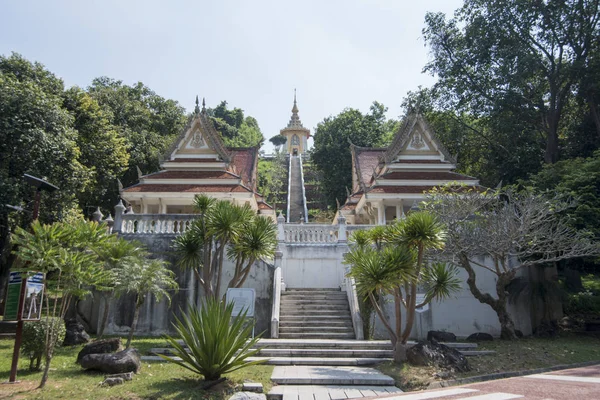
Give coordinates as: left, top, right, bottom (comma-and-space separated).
292, 89, 299, 114
194, 95, 200, 114
202, 97, 206, 113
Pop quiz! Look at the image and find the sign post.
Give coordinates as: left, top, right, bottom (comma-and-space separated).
225, 288, 256, 337
4, 271, 45, 384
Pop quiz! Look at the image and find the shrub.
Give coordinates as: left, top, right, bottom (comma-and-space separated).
22, 318, 66, 371
159, 298, 264, 381
564, 291, 600, 316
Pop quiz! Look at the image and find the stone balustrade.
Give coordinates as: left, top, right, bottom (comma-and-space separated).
282, 224, 339, 244
118, 213, 196, 235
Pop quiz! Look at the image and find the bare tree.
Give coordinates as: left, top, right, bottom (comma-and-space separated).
424, 187, 600, 339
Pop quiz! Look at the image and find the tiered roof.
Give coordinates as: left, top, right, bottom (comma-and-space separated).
121, 98, 272, 211
341, 114, 483, 214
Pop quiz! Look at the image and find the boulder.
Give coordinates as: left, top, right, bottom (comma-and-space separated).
80, 348, 141, 374
427, 330, 457, 343
466, 332, 494, 342
406, 340, 470, 372
77, 338, 122, 364
63, 319, 90, 346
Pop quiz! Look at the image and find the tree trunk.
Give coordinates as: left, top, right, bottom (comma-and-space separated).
126, 298, 141, 349
98, 293, 111, 338
544, 113, 560, 164
459, 253, 518, 340
393, 341, 407, 363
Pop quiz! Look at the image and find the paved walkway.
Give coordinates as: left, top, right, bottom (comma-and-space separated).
369, 364, 600, 400
269, 366, 400, 399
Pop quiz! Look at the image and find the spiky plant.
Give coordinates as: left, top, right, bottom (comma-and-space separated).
159, 298, 265, 381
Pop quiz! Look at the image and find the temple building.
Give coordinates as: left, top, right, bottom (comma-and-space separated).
279, 91, 310, 155
337, 114, 482, 225
119, 97, 274, 218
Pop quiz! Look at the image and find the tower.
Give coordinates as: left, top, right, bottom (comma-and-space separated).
280, 90, 310, 155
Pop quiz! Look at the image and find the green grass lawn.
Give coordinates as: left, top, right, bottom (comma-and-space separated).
377, 333, 600, 391
0, 337, 273, 400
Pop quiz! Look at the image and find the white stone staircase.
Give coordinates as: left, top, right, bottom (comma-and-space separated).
279, 288, 355, 340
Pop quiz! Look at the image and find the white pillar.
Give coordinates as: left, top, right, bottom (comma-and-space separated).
377, 204, 385, 225
159, 199, 167, 214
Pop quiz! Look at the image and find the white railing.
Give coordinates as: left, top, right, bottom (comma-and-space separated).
345, 270, 364, 340
119, 214, 196, 234
298, 154, 309, 223
283, 224, 338, 244
271, 266, 282, 338
286, 154, 292, 223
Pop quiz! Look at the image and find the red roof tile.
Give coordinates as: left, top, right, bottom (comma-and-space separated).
123, 184, 251, 193
355, 149, 384, 187
369, 185, 483, 194
144, 171, 238, 180
379, 171, 477, 181
230, 148, 257, 187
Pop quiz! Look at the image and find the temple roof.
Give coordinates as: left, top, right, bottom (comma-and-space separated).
280, 91, 310, 135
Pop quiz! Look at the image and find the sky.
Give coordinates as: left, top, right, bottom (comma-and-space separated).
0, 0, 463, 152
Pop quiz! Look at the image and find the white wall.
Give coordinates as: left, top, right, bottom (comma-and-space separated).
279, 243, 348, 289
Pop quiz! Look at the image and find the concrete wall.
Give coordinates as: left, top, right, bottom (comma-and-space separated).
279, 243, 349, 289
370, 257, 533, 339
80, 234, 274, 336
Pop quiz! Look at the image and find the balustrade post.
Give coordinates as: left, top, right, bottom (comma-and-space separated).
277, 213, 285, 242
113, 200, 126, 233
338, 214, 347, 243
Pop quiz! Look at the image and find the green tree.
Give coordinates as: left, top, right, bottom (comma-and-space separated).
173, 195, 277, 300
62, 87, 130, 213
0, 54, 91, 302
207, 101, 264, 147
424, 187, 600, 339
346, 212, 460, 362
87, 77, 187, 186
312, 102, 397, 208
11, 220, 112, 388
269, 134, 287, 149
114, 257, 178, 348
423, 0, 600, 164
257, 149, 287, 211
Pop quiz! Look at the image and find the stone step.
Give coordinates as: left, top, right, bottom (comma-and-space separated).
279, 326, 355, 333
286, 288, 341, 292
267, 384, 402, 400
279, 333, 356, 339
270, 366, 395, 386
281, 297, 348, 306
280, 307, 350, 313
250, 357, 391, 366
280, 321, 354, 327
280, 315, 353, 322
255, 339, 478, 350
281, 292, 348, 300
257, 348, 392, 358
280, 309, 351, 315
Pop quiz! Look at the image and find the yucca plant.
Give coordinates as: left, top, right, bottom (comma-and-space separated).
159, 298, 264, 381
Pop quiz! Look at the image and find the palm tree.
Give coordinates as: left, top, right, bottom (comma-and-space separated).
173, 195, 277, 301
346, 211, 459, 363
95, 237, 148, 337
113, 258, 178, 348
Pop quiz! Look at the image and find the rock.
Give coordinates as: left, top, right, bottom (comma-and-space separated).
427, 330, 457, 342
466, 332, 494, 342
101, 377, 124, 386
80, 348, 141, 374
63, 319, 90, 346
407, 340, 470, 372
77, 338, 122, 364
228, 392, 266, 400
